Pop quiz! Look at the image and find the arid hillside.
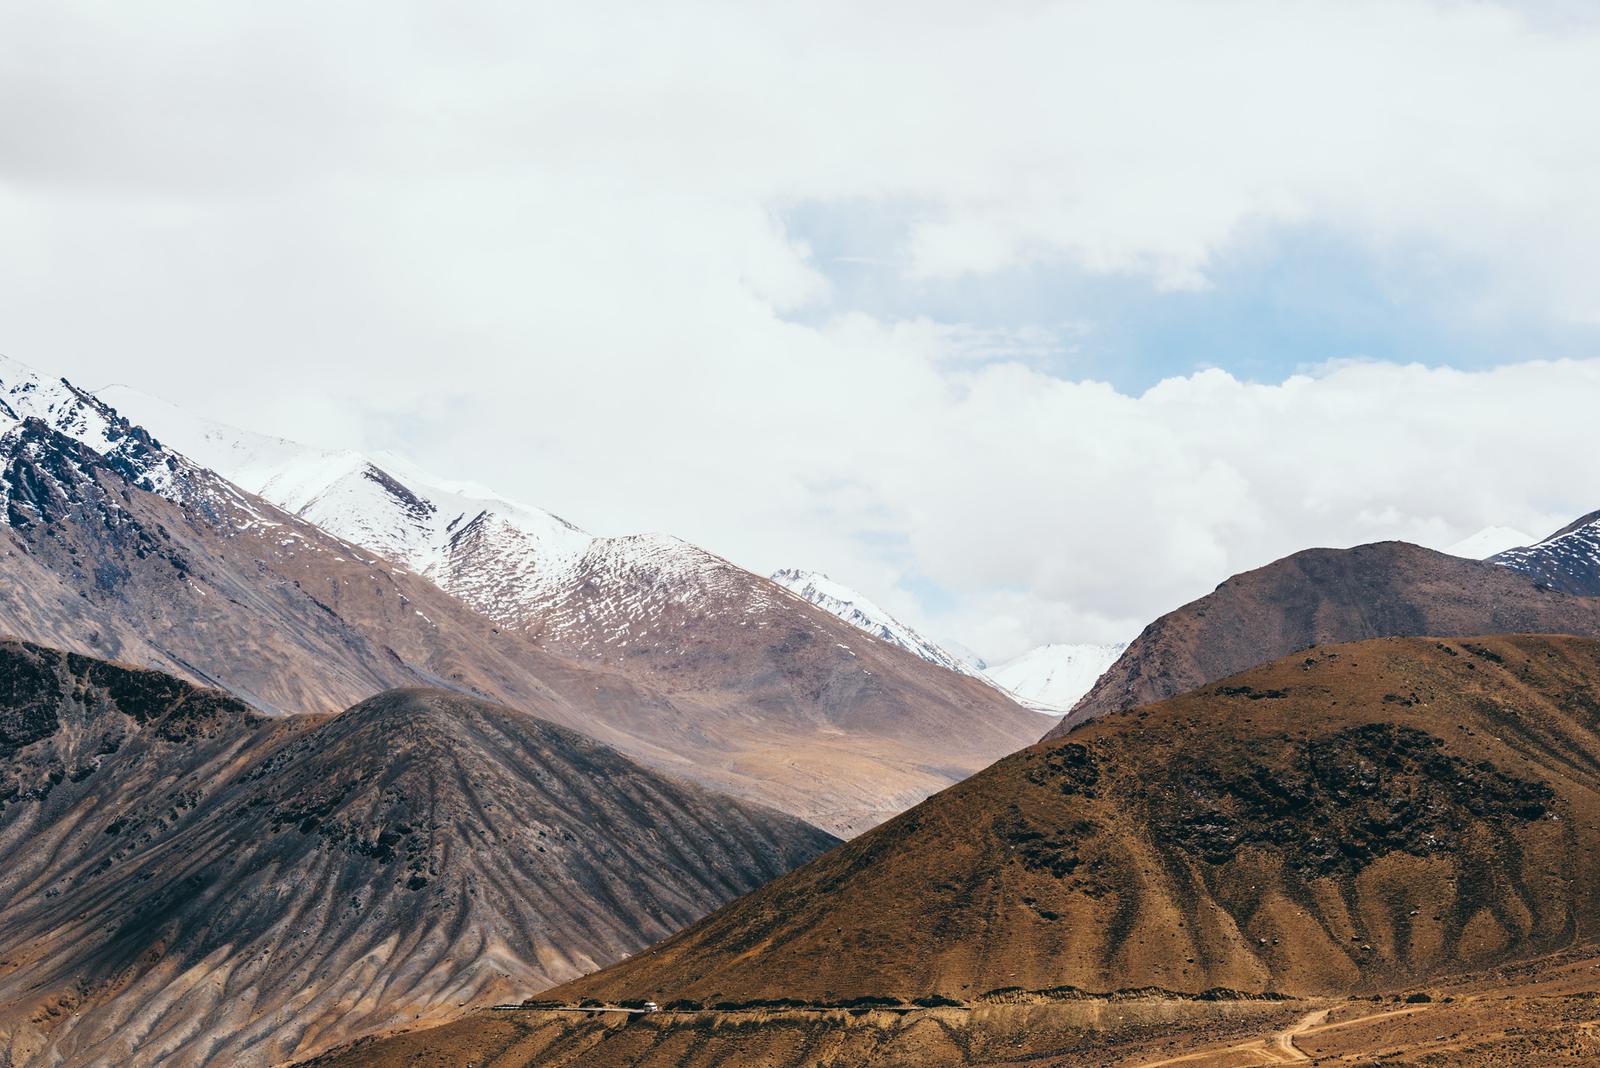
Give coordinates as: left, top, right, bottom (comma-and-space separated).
0, 644, 835, 1068
1050, 540, 1600, 735
311, 634, 1600, 1067
303, 944, 1600, 1068
552, 634, 1600, 1005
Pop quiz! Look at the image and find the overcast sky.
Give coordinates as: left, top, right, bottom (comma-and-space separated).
5, 0, 1600, 660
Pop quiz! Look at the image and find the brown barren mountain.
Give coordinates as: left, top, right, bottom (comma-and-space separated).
1049, 540, 1600, 736
319, 634, 1600, 1066
0, 642, 835, 1068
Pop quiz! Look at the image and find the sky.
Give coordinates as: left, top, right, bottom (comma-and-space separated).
4, 0, 1600, 661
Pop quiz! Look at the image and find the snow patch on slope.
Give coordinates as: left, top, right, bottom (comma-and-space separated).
984, 642, 1128, 715
1444, 526, 1533, 560
1, 356, 193, 501
1492, 510, 1600, 597
770, 569, 972, 675
103, 385, 587, 558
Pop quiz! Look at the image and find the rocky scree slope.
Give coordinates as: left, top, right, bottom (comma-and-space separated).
0, 643, 835, 1068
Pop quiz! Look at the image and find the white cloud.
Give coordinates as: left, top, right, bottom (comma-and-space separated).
3, 1, 1600, 659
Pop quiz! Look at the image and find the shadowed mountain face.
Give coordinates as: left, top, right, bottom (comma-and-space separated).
0, 645, 836, 1068
1047, 540, 1600, 737
1, 361, 1042, 835
531, 636, 1600, 1011
1494, 509, 1600, 597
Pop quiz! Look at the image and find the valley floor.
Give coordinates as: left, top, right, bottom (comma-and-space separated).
299, 944, 1600, 1067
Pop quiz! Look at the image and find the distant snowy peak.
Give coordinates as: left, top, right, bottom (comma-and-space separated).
1444, 525, 1533, 560
0, 360, 289, 539
99, 384, 594, 587
95, 384, 737, 635
1492, 510, 1600, 597
526, 534, 769, 651
940, 640, 990, 673
769, 569, 972, 675
984, 642, 1128, 715
0, 356, 201, 502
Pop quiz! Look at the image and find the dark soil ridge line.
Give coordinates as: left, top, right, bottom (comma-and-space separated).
517, 984, 1299, 1014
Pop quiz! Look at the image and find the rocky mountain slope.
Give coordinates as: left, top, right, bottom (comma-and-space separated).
99, 386, 597, 621
1047, 540, 1600, 736
1494, 510, 1600, 596
93, 376, 1042, 834
984, 642, 1127, 714
0, 642, 836, 1068
2, 354, 651, 721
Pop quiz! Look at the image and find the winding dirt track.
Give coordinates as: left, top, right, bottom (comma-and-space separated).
1129, 1006, 1432, 1068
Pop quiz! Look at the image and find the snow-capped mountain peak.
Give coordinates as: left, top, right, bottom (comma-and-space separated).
769, 568, 973, 675
1443, 525, 1534, 560
1, 356, 194, 501
95, 385, 749, 638
98, 384, 596, 588
983, 641, 1128, 715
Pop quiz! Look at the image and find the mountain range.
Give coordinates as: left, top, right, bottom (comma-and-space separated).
312, 634, 1600, 1066
0, 359, 1043, 837
10, 353, 1600, 1065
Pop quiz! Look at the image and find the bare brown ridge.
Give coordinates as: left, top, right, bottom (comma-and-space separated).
1050, 540, 1600, 737
551, 634, 1600, 1005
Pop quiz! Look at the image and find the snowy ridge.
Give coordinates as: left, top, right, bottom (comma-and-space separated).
97, 385, 755, 640
1, 355, 190, 502
85, 376, 1115, 698
984, 642, 1127, 715
102, 385, 985, 669
770, 569, 973, 675
99, 385, 599, 604
0, 357, 269, 530
1444, 525, 1533, 560
1492, 510, 1600, 597
531, 534, 772, 653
